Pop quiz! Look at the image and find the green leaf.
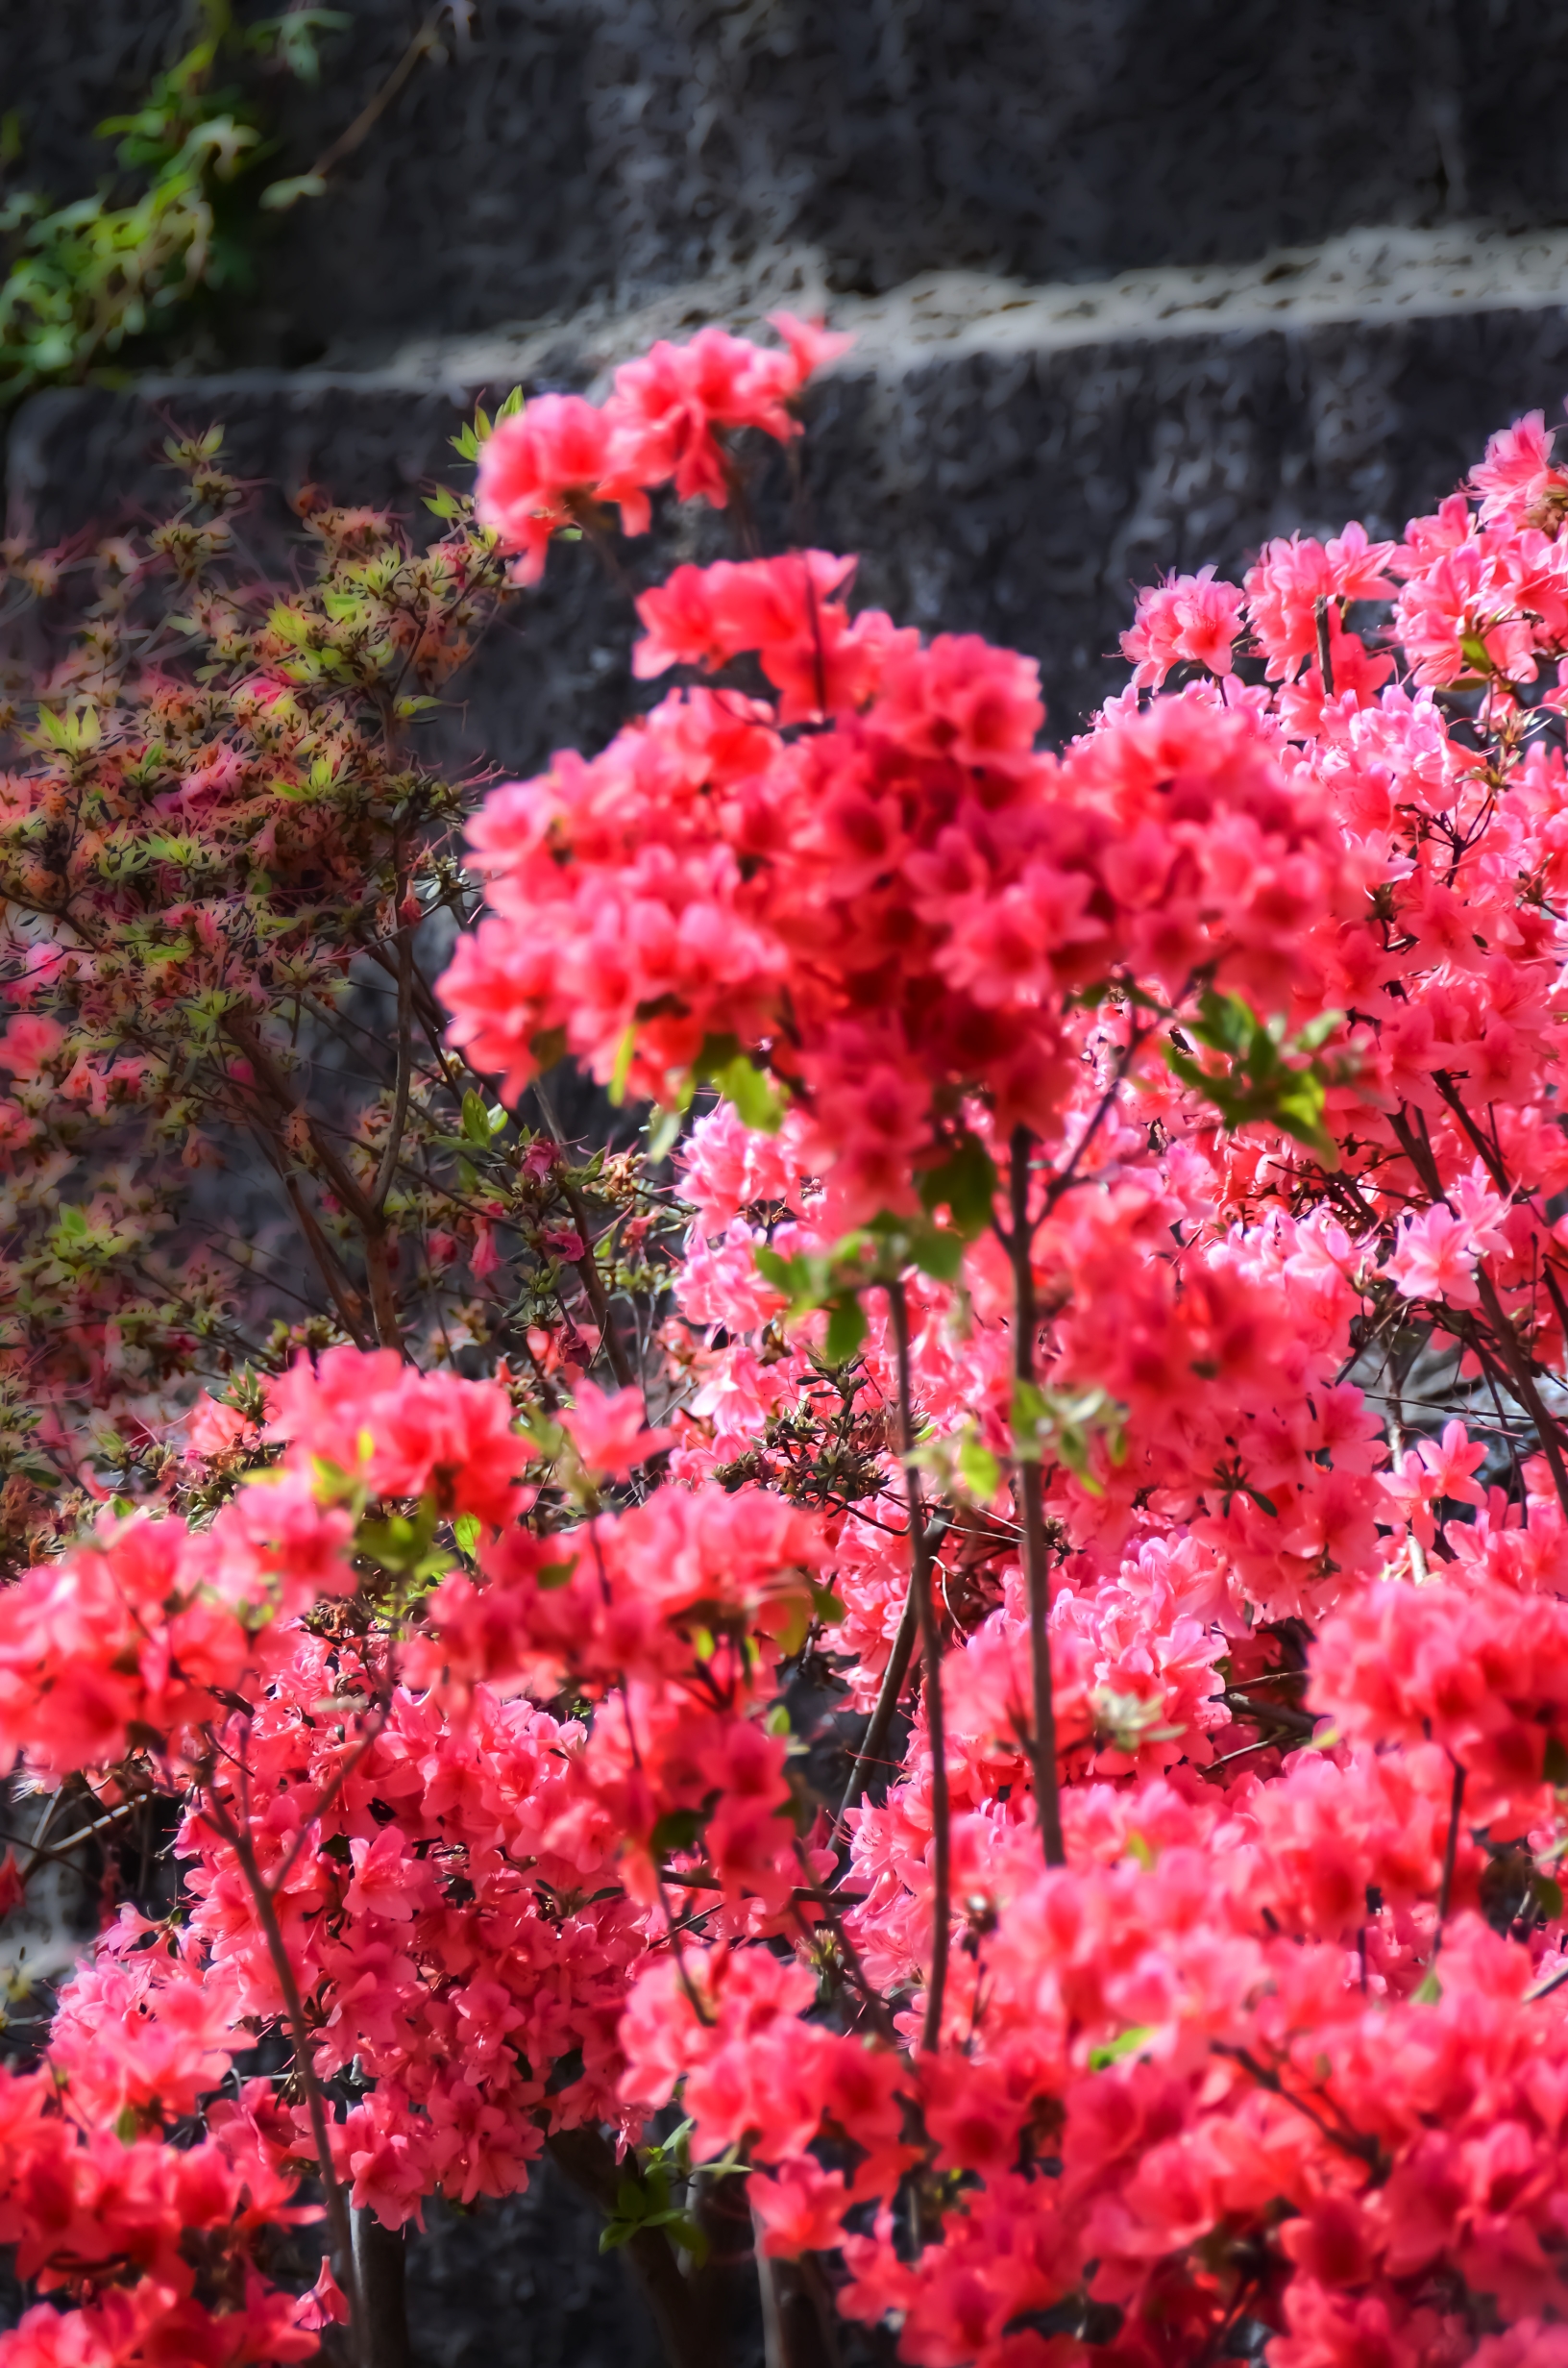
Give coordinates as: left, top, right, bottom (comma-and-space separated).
919, 1134, 999, 1237
666, 2213, 709, 2266
535, 1556, 578, 1592
647, 1103, 684, 1162
609, 1025, 637, 1107
1544, 1734, 1568, 1788
1537, 1874, 1564, 1921
709, 1051, 785, 1134
258, 172, 327, 210
1088, 2025, 1156, 2072
356, 1494, 447, 1578
453, 1514, 481, 1561
1010, 1379, 1125, 1489
957, 1436, 1001, 1501
1165, 990, 1345, 1165
908, 1222, 964, 1285
753, 1245, 797, 1293
823, 1295, 868, 1367
650, 1807, 703, 1856
1411, 1969, 1442, 2004
461, 1089, 492, 1147
1011, 1377, 1050, 1463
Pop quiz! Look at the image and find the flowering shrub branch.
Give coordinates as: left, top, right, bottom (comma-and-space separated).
5, 315, 1568, 2368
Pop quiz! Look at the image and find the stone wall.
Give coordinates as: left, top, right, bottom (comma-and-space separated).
7, 0, 1568, 371
14, 288, 1568, 765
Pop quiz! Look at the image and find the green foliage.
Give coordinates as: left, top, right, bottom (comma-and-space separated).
918, 1130, 1000, 1238
598, 2122, 710, 2265
1088, 2025, 1157, 2072
0, 1, 350, 405
0, 431, 613, 1569
1164, 989, 1347, 1165
610, 1024, 787, 1138
755, 1211, 964, 1368
1010, 1379, 1126, 1490
450, 387, 525, 463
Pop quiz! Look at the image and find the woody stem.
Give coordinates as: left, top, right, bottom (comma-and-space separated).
1010, 1124, 1066, 1869
886, 1276, 950, 2050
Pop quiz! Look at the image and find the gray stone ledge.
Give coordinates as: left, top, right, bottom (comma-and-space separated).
375, 224, 1568, 391
11, 287, 1568, 769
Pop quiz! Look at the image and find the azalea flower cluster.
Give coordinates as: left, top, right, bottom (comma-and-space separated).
7, 326, 1568, 2368
473, 313, 848, 580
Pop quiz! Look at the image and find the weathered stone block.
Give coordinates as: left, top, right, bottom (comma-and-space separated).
12, 300, 1568, 764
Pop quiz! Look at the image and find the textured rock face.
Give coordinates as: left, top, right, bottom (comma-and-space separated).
405, 2176, 665, 2368
6, 0, 1568, 371
13, 302, 1568, 765
11, 0, 1568, 761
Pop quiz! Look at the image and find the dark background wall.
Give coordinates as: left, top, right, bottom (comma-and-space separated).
8, 2, 1568, 768
4, 0, 1563, 368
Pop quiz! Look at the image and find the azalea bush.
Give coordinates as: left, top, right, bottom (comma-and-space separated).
2, 313, 1568, 2368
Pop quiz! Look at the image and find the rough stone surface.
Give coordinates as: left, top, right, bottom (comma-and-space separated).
403, 2174, 664, 2368
14, 301, 1568, 761
7, 0, 1568, 372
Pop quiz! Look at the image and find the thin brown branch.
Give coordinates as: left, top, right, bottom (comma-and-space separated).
363, 1224, 403, 1354
546, 2127, 714, 2368
790, 1840, 898, 2046
1010, 1126, 1066, 1868
1213, 2042, 1384, 2176
281, 1167, 375, 1349
1313, 594, 1335, 696
886, 1278, 949, 2052
836, 1583, 918, 1831
307, 11, 449, 185
265, 1701, 390, 1900
353, 2210, 410, 2368
1388, 1105, 1568, 1518
532, 1075, 636, 1388
226, 1012, 375, 1225
204, 1780, 362, 2360
371, 928, 416, 1216
1433, 1755, 1466, 1955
